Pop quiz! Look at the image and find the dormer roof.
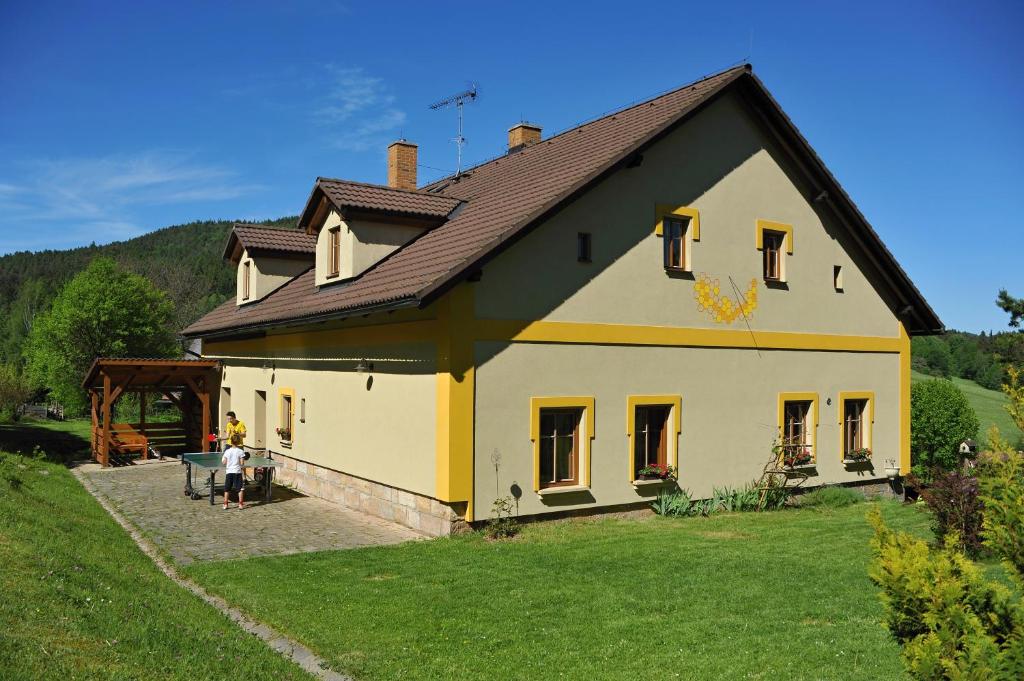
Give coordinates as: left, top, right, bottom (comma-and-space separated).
223, 224, 317, 264
297, 178, 464, 232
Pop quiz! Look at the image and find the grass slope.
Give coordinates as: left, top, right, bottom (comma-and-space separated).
911, 370, 1022, 445
0, 450, 313, 681
189, 502, 929, 681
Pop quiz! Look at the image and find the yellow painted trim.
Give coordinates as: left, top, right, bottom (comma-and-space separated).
756, 219, 794, 254
277, 387, 296, 445
529, 396, 596, 492
777, 392, 819, 463
898, 322, 911, 474
434, 284, 476, 521
625, 395, 682, 482
838, 391, 875, 460
654, 204, 700, 241
473, 319, 902, 354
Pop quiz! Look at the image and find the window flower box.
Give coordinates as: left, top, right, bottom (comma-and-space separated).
637, 463, 677, 481
275, 427, 292, 441
843, 447, 872, 464
782, 448, 814, 469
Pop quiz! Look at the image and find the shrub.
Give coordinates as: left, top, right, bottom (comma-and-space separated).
868, 453, 1024, 679
919, 469, 984, 556
797, 486, 862, 509
910, 379, 979, 478
977, 451, 1024, 577
485, 495, 519, 540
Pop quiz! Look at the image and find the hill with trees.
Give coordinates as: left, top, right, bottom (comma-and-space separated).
0, 216, 297, 364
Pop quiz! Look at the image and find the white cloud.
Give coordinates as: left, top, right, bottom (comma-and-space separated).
0, 151, 262, 252
315, 66, 406, 151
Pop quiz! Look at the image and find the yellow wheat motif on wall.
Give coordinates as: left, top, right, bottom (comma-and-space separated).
694, 274, 758, 325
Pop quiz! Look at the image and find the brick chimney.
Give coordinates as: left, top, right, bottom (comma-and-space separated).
508, 123, 541, 152
387, 140, 417, 190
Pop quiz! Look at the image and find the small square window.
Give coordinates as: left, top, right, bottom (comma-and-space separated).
577, 232, 592, 263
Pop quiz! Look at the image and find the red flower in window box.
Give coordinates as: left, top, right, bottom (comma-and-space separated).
844, 447, 872, 463
783, 448, 814, 468
637, 463, 678, 481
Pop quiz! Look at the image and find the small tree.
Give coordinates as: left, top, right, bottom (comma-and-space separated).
23, 258, 177, 413
910, 379, 979, 478
1001, 366, 1024, 436
0, 364, 32, 421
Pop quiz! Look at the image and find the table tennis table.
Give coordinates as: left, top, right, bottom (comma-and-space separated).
181, 452, 283, 505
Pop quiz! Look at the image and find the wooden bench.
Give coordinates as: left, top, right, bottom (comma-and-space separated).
109, 424, 150, 460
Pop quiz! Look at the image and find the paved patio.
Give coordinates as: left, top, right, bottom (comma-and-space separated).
77, 460, 424, 564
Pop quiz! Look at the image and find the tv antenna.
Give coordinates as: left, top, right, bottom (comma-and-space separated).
429, 84, 478, 176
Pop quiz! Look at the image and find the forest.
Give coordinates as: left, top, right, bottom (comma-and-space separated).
0, 216, 296, 364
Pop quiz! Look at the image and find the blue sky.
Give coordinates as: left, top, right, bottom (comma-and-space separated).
0, 0, 1021, 332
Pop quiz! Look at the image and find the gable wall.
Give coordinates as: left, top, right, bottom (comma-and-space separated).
314, 209, 425, 285
473, 91, 900, 338
237, 248, 310, 305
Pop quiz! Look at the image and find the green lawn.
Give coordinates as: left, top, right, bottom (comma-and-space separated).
188, 502, 929, 681
0, 417, 92, 464
911, 371, 1022, 446
0, 450, 314, 681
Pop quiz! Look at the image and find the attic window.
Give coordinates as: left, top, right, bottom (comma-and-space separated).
242, 261, 251, 300
833, 265, 844, 291
577, 232, 592, 262
756, 220, 793, 283
328, 227, 341, 278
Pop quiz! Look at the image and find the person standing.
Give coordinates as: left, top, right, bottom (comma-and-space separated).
222, 433, 246, 510
225, 411, 246, 446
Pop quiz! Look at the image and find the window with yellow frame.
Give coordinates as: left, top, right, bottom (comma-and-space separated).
756, 219, 794, 283
777, 392, 818, 467
655, 205, 700, 272
530, 397, 594, 493
626, 395, 681, 482
839, 391, 874, 462
278, 388, 295, 445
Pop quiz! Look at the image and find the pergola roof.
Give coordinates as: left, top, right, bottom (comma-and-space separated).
82, 358, 219, 390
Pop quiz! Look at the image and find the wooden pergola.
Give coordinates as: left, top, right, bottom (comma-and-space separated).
82, 358, 219, 467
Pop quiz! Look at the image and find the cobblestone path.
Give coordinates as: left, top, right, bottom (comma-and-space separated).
79, 460, 423, 564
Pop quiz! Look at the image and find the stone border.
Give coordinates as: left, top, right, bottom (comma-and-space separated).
72, 467, 352, 681
272, 452, 465, 536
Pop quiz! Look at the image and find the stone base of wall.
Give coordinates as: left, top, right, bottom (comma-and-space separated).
797, 477, 904, 500
271, 452, 465, 536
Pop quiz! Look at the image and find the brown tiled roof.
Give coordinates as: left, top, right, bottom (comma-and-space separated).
224, 224, 316, 262
316, 178, 463, 219
183, 64, 941, 337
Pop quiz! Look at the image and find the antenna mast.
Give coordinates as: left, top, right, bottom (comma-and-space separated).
429, 84, 478, 176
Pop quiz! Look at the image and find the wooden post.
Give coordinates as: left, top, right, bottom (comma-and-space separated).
139, 390, 148, 460
101, 372, 111, 467
199, 378, 210, 453
90, 389, 99, 461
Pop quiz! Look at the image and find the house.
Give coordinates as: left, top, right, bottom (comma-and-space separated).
182, 64, 942, 536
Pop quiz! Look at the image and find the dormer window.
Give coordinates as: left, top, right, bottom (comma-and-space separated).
242, 261, 251, 300
328, 226, 341, 278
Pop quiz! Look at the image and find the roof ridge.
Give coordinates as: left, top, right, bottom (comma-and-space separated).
423, 63, 750, 191
317, 176, 459, 200
233, 223, 308, 233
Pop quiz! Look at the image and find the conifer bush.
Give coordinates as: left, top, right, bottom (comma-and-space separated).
869, 451, 1024, 679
